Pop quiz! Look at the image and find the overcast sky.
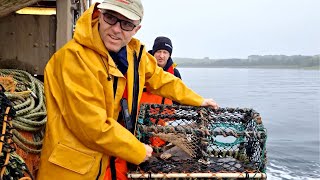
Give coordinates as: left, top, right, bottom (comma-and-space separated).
94, 0, 320, 59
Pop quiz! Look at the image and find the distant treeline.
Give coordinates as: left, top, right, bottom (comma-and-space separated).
173, 55, 320, 69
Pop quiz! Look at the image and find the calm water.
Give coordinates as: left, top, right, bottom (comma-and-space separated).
179, 68, 320, 180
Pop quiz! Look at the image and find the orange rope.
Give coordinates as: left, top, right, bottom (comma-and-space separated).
0, 76, 16, 93
0, 106, 10, 151
0, 107, 33, 180
19, 177, 32, 180
0, 107, 11, 179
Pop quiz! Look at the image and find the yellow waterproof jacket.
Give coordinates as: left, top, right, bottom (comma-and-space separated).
37, 3, 203, 180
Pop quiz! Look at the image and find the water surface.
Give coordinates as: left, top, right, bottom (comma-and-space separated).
179, 68, 320, 179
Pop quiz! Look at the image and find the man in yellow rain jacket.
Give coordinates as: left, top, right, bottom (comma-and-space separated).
37, 0, 219, 179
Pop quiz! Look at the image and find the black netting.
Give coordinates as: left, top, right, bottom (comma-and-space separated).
129, 104, 267, 177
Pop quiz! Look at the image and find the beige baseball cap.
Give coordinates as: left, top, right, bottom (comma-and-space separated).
97, 0, 144, 21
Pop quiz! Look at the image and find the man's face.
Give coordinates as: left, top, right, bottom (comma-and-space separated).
154, 50, 170, 68
98, 10, 141, 53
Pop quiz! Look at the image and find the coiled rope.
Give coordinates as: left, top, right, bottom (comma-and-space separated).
0, 69, 46, 178
0, 84, 33, 180
0, 69, 46, 154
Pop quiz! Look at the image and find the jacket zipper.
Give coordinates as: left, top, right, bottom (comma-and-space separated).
131, 45, 144, 134
95, 159, 102, 180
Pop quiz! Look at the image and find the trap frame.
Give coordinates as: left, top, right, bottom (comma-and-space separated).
128, 104, 267, 179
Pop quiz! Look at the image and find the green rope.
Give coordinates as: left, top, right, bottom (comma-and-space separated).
0, 87, 35, 179
13, 96, 32, 111
12, 120, 43, 132
16, 97, 35, 116
211, 122, 245, 132
11, 136, 42, 154
213, 137, 245, 147
211, 122, 246, 147
12, 130, 42, 147
15, 116, 47, 127
0, 69, 46, 154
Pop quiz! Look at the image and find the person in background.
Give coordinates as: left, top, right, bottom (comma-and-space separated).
140, 36, 181, 105
37, 0, 219, 179
140, 36, 182, 148
152, 36, 181, 80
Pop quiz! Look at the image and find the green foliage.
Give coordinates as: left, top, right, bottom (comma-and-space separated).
174, 55, 320, 69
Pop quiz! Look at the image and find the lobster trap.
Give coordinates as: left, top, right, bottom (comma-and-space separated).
128, 104, 267, 179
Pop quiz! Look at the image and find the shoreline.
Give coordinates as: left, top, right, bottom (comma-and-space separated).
177, 65, 320, 70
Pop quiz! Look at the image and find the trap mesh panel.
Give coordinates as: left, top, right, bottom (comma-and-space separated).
129, 104, 267, 178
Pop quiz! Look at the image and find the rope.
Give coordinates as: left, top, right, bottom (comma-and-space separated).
0, 69, 46, 154
0, 85, 34, 180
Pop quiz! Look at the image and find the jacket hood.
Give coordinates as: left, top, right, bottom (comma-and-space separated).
73, 3, 108, 57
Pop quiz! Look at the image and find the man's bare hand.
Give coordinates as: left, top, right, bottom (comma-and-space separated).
142, 144, 153, 162
201, 98, 219, 109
